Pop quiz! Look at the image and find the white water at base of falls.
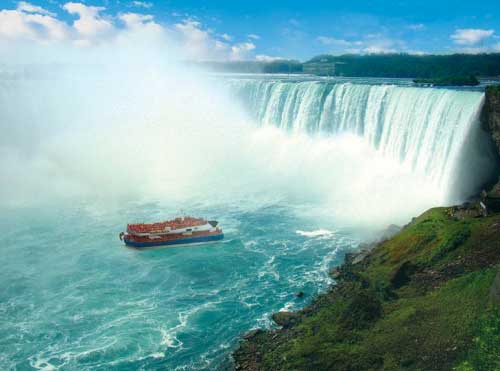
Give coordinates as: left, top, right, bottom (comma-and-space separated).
226, 78, 497, 203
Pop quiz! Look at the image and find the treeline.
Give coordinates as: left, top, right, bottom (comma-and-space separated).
307, 53, 500, 78
413, 75, 480, 86
195, 53, 500, 78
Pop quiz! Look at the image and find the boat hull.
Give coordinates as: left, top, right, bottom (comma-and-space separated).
124, 233, 224, 249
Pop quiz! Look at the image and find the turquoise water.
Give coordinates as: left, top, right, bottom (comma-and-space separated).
0, 201, 357, 370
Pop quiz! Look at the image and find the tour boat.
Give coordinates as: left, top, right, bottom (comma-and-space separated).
119, 216, 224, 248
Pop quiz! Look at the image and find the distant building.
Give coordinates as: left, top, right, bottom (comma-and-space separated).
302, 59, 345, 76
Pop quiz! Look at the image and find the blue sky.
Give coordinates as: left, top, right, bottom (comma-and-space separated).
1, 0, 500, 60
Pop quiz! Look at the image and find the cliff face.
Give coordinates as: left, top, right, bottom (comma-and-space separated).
481, 85, 500, 156
481, 86, 500, 209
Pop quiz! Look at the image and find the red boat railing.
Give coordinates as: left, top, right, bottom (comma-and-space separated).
127, 216, 207, 234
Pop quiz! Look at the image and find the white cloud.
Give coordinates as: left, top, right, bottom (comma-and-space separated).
453, 46, 492, 54
132, 1, 153, 9
63, 3, 113, 39
119, 12, 159, 30
317, 34, 400, 54
17, 1, 55, 16
214, 40, 230, 52
230, 42, 255, 60
0, 3, 258, 60
408, 23, 425, 31
0, 2, 162, 47
174, 19, 238, 60
362, 37, 403, 54
248, 33, 260, 40
363, 44, 397, 54
450, 28, 494, 45
173, 19, 258, 61
0, 4, 68, 42
174, 19, 218, 59
407, 50, 427, 56
255, 54, 284, 62
317, 36, 357, 46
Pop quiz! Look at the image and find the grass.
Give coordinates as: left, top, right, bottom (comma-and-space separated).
235, 208, 500, 371
455, 308, 500, 371
260, 270, 496, 371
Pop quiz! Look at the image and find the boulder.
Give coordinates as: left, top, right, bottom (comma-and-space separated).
448, 203, 484, 220
243, 329, 263, 340
330, 267, 342, 279
272, 311, 299, 328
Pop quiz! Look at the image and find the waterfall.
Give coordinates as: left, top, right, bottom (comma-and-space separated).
226, 78, 496, 202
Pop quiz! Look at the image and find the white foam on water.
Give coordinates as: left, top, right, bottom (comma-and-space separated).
279, 301, 295, 312
296, 229, 335, 237
257, 255, 280, 280
160, 327, 183, 349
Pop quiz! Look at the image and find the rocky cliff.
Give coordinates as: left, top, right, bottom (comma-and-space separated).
481, 85, 500, 156
481, 85, 500, 210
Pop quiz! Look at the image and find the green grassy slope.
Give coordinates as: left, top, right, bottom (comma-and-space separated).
234, 208, 500, 371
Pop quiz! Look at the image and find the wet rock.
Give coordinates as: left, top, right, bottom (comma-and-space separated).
295, 291, 304, 298
481, 86, 500, 156
272, 311, 299, 328
344, 252, 357, 264
485, 181, 500, 212
330, 267, 342, 279
352, 251, 369, 265
243, 329, 263, 340
447, 203, 484, 220
487, 181, 500, 198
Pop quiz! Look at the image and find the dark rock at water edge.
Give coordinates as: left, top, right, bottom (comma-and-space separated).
271, 312, 299, 328
243, 329, 264, 340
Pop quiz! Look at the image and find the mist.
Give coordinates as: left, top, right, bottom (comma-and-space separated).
1, 28, 450, 229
